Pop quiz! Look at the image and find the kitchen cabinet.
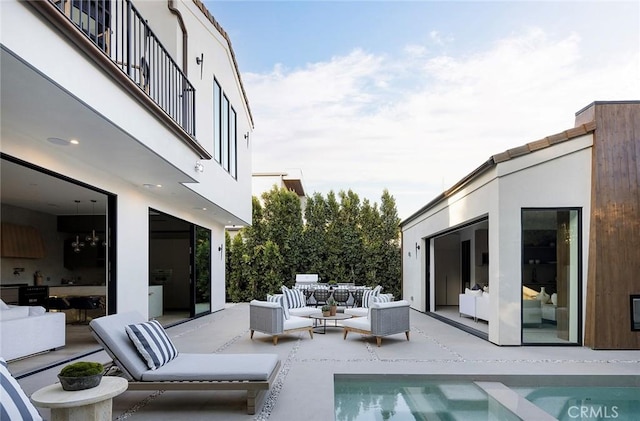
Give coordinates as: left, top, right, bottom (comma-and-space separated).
1, 223, 45, 258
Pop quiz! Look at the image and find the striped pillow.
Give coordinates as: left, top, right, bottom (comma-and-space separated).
281, 286, 305, 309
362, 286, 382, 308
267, 294, 290, 320
0, 358, 43, 421
126, 320, 178, 370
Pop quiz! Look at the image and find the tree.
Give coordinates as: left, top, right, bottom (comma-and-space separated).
261, 187, 304, 286
225, 187, 402, 302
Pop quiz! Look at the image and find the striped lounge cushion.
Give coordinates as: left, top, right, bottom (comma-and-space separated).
362, 285, 383, 308
126, 320, 179, 370
267, 294, 290, 320
0, 358, 43, 421
281, 286, 305, 309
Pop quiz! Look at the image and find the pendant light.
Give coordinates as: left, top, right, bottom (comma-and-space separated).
85, 199, 100, 247
71, 200, 85, 253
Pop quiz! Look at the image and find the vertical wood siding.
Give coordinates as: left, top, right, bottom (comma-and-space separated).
584, 102, 640, 349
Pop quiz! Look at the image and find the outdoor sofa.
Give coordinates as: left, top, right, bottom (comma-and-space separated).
0, 299, 65, 361
89, 311, 280, 415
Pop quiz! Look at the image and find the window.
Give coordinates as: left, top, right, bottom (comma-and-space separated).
213, 80, 221, 163
222, 95, 229, 171
230, 107, 237, 178
212, 79, 237, 178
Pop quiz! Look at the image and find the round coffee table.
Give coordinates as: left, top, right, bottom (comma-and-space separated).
310, 313, 352, 334
31, 376, 128, 421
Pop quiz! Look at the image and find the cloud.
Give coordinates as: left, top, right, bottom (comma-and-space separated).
245, 28, 640, 219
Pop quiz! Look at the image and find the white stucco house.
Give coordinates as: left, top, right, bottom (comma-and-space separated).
401, 101, 640, 350
1, 0, 252, 324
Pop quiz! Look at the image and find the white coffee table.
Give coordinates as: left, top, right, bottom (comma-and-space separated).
31, 376, 128, 421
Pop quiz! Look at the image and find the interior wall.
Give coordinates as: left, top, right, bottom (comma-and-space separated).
149, 237, 190, 310
434, 233, 461, 306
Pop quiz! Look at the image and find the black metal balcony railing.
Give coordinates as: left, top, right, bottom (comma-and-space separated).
53, 0, 196, 137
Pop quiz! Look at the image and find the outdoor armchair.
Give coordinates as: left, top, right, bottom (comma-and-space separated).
249, 300, 314, 345
342, 300, 410, 346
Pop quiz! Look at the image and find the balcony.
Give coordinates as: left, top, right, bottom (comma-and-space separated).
45, 0, 196, 139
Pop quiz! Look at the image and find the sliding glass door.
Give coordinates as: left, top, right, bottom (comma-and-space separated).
522, 209, 581, 344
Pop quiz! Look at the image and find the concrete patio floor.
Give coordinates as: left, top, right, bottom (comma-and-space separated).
12, 303, 640, 420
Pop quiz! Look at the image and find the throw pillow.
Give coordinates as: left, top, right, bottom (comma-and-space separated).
0, 357, 43, 421
126, 320, 179, 370
281, 286, 305, 309
362, 285, 382, 308
267, 294, 290, 320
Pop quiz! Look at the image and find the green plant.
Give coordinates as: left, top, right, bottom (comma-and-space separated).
328, 280, 337, 285
321, 304, 331, 312
327, 296, 337, 307
59, 362, 104, 378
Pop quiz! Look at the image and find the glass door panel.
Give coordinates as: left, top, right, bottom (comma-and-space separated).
522, 209, 581, 344
194, 226, 211, 316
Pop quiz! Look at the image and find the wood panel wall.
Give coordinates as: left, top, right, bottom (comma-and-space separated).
583, 102, 640, 349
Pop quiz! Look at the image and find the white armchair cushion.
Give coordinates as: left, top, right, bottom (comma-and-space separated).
341, 316, 370, 331
0, 299, 9, 310
344, 307, 368, 317
283, 316, 313, 331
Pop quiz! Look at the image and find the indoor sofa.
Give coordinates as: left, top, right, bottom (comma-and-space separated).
459, 288, 490, 322
0, 299, 65, 360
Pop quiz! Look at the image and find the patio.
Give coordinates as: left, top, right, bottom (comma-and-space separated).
9, 303, 640, 420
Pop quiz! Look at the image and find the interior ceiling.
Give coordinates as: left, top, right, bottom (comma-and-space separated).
0, 46, 244, 225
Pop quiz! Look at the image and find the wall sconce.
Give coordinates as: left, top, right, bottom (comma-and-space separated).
195, 161, 204, 173
195, 53, 204, 79
244, 132, 250, 147
415, 242, 420, 258
218, 244, 223, 259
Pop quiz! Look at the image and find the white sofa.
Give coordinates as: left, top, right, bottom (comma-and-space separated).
459, 289, 489, 322
0, 300, 65, 361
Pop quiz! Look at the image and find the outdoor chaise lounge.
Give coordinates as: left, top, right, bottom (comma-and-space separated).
89, 312, 280, 415
342, 300, 411, 346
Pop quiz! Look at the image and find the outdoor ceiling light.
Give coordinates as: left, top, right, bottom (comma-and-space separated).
195, 161, 204, 173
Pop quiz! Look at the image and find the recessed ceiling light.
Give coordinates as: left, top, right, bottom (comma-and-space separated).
143, 184, 163, 189
70, 139, 79, 145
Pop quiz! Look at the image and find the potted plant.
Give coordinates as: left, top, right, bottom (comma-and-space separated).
58, 361, 104, 391
327, 296, 338, 316
321, 304, 331, 317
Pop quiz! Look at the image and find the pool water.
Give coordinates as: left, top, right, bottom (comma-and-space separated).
514, 387, 640, 421
334, 377, 521, 421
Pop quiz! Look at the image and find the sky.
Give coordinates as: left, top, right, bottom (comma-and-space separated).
203, 1, 640, 220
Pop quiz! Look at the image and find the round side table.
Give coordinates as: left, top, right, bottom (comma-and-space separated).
31, 376, 128, 421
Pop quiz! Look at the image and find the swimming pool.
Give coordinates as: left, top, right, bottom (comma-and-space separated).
334, 374, 640, 421
514, 386, 640, 421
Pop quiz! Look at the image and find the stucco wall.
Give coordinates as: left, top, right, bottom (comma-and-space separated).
402, 134, 593, 345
